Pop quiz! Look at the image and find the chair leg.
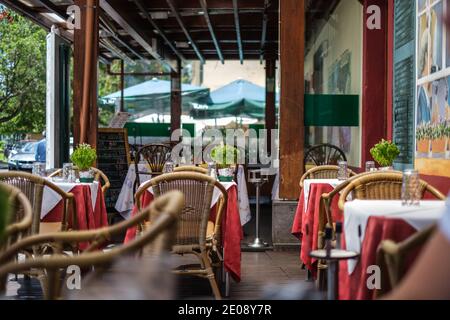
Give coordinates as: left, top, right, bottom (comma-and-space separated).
225, 271, 230, 297
203, 256, 221, 300
207, 271, 222, 300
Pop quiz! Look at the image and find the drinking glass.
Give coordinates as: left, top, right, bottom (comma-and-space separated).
32, 162, 45, 177
207, 162, 217, 179
68, 168, 77, 183
337, 161, 348, 180
163, 160, 174, 173
402, 169, 420, 206
365, 161, 376, 172
62, 163, 73, 181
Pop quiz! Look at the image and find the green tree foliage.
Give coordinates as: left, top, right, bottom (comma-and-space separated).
0, 9, 46, 134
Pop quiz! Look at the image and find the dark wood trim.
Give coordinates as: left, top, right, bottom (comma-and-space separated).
279, 0, 305, 200
265, 58, 276, 154
232, 0, 244, 64
132, 0, 186, 63
165, 0, 206, 64
199, 0, 224, 63
73, 0, 99, 149
170, 59, 182, 138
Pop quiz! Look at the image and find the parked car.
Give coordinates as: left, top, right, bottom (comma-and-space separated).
8, 141, 38, 171
5, 140, 36, 159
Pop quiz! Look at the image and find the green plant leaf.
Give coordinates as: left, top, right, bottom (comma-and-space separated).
70, 143, 97, 170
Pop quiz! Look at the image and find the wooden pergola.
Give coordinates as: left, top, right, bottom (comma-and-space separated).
1, 0, 311, 200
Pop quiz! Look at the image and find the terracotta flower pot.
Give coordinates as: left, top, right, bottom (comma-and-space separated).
417, 140, 430, 153
431, 138, 446, 154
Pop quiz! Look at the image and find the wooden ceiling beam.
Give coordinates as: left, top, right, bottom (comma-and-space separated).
199, 0, 224, 64
132, 0, 186, 63
34, 0, 68, 20
232, 0, 244, 64
259, 0, 269, 62
99, 0, 176, 71
165, 0, 205, 64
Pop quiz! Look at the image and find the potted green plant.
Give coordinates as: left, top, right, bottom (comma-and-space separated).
370, 139, 400, 170
211, 144, 240, 182
70, 143, 97, 183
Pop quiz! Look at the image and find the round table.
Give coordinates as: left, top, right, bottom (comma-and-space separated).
338, 200, 445, 300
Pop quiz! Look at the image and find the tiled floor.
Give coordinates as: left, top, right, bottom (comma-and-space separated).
4, 250, 308, 300
4, 201, 311, 300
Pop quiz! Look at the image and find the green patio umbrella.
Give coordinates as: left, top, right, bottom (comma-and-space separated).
190, 79, 279, 120
101, 78, 209, 118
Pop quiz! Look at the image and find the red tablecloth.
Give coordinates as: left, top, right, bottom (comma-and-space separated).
41, 185, 108, 249
291, 184, 341, 277
339, 216, 423, 300
124, 185, 243, 282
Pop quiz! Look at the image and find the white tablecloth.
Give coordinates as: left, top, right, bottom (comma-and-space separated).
344, 200, 446, 274
115, 164, 251, 225
41, 180, 99, 219
303, 179, 342, 212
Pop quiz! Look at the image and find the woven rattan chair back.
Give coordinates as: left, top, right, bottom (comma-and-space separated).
0, 172, 45, 236
304, 143, 347, 171
0, 191, 183, 300
0, 183, 33, 250
174, 165, 208, 175
48, 167, 111, 194
134, 144, 172, 193
138, 172, 227, 248
0, 172, 74, 236
338, 172, 445, 210
135, 172, 227, 299
299, 165, 356, 188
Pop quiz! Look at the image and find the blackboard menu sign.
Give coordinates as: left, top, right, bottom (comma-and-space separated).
97, 128, 131, 212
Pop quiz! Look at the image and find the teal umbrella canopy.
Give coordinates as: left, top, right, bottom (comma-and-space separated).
101, 78, 209, 117
190, 79, 279, 120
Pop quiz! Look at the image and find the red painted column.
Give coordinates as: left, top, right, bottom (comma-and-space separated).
361, 0, 389, 165
386, 0, 394, 141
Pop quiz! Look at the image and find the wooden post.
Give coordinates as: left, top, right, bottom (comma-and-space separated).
265, 57, 276, 154
279, 0, 305, 200
73, 0, 99, 149
170, 59, 182, 138
120, 59, 125, 112
361, 0, 388, 165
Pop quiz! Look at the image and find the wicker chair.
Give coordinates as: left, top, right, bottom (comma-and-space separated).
375, 224, 437, 297
134, 143, 172, 193
304, 143, 347, 171
0, 172, 75, 241
0, 191, 183, 300
299, 165, 356, 189
0, 183, 33, 251
315, 171, 396, 289
135, 172, 227, 300
48, 167, 111, 194
338, 172, 445, 210
174, 165, 208, 175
